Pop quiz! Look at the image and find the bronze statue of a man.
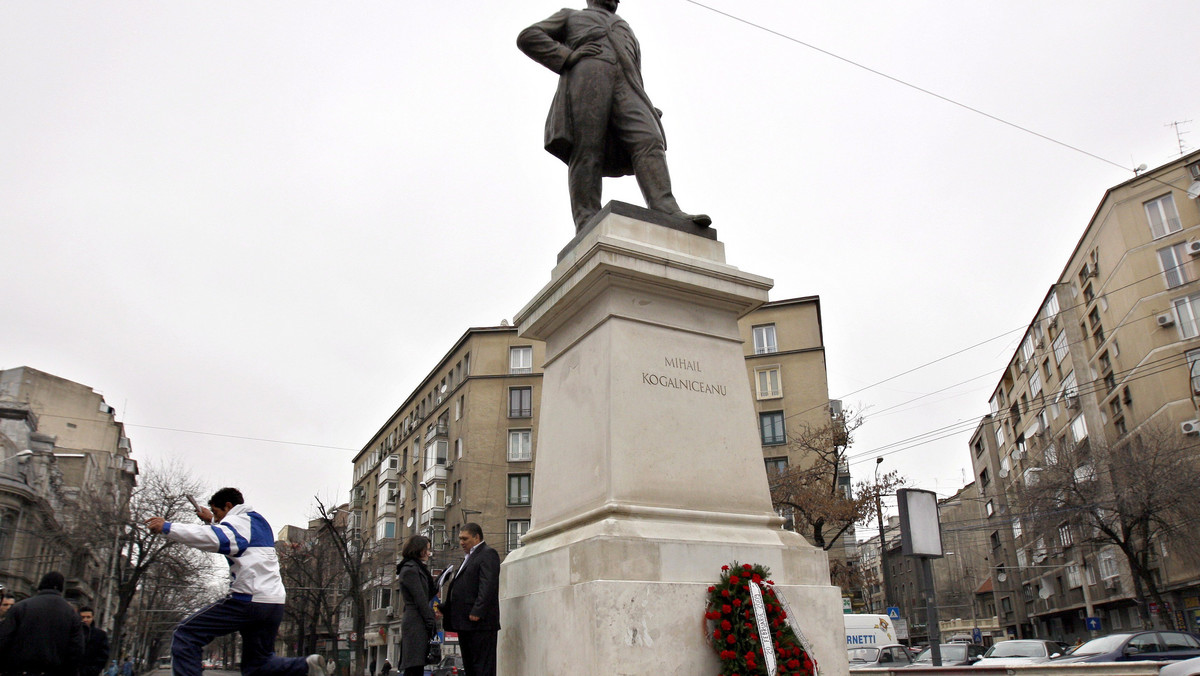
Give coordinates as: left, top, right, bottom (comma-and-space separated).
518, 0, 710, 232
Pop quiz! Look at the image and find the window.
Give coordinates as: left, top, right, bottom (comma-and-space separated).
1160, 242, 1191, 288
377, 587, 391, 610
508, 429, 532, 461
1098, 549, 1119, 578
1070, 415, 1088, 444
1021, 334, 1036, 363
1044, 443, 1057, 465
454, 438, 463, 459
1017, 547, 1028, 568
995, 426, 1005, 448
1066, 564, 1081, 588
0, 508, 17, 559
455, 395, 464, 420
507, 474, 532, 506
1044, 293, 1060, 318
1146, 193, 1182, 239
425, 439, 448, 467
1051, 332, 1069, 365
1059, 524, 1073, 547
1175, 293, 1200, 339
509, 346, 533, 374
979, 468, 990, 487
1059, 371, 1078, 399
759, 411, 785, 445
386, 482, 397, 504
752, 324, 778, 354
509, 387, 532, 418
1013, 518, 1023, 540
764, 457, 788, 475
985, 500, 995, 517
1029, 370, 1042, 397
377, 519, 396, 540
990, 530, 1001, 550
755, 366, 782, 399
507, 520, 530, 552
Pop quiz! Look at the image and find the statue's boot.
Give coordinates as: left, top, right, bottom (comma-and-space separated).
634, 149, 711, 227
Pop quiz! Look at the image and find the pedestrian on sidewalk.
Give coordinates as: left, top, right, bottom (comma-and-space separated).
0, 571, 85, 676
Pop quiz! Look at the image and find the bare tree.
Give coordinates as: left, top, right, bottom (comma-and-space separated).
311, 498, 372, 676
70, 460, 208, 657
769, 411, 905, 551
278, 524, 349, 658
1020, 424, 1200, 628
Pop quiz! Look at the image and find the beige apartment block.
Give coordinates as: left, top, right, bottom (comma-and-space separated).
0, 366, 138, 616
348, 296, 834, 665
971, 150, 1200, 641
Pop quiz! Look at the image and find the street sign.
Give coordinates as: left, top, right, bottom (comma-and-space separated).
972, 628, 983, 644
843, 597, 852, 613
894, 618, 909, 640
886, 606, 901, 620
1086, 617, 1102, 632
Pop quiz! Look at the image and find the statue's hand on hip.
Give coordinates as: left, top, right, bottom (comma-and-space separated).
564, 42, 603, 70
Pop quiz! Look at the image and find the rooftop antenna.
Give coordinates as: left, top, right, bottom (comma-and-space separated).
1167, 120, 1193, 157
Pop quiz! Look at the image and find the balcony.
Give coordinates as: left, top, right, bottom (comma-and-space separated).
377, 467, 397, 485
425, 422, 448, 442
419, 507, 446, 526
422, 463, 447, 484
350, 492, 365, 509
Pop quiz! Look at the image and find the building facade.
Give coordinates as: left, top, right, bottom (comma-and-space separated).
0, 366, 138, 623
348, 296, 836, 666
970, 150, 1200, 641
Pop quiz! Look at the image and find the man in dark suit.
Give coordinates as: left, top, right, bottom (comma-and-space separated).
79, 606, 110, 676
443, 523, 499, 676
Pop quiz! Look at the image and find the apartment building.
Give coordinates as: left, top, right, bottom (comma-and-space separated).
348, 296, 835, 666
971, 150, 1200, 640
0, 366, 138, 615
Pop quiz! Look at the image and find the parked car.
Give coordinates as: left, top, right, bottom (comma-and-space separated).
1161, 655, 1200, 676
848, 644, 914, 671
973, 639, 1062, 667
1050, 630, 1200, 664
428, 654, 466, 676
905, 643, 985, 667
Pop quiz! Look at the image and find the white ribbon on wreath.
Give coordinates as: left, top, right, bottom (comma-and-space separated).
748, 581, 778, 676
764, 582, 820, 676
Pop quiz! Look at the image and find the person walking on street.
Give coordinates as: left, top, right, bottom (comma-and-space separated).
396, 536, 437, 676
378, 661, 391, 676
120, 657, 133, 676
0, 571, 85, 676
442, 523, 499, 676
145, 487, 333, 676
79, 606, 110, 676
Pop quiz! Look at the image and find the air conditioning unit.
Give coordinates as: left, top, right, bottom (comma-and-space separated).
1036, 338, 1046, 350
1188, 240, 1200, 256
1190, 163, 1200, 180
1158, 312, 1177, 328
1066, 395, 1080, 410
1182, 419, 1200, 436
385, 606, 394, 618
1104, 578, 1118, 590
998, 467, 1010, 479
1048, 315, 1059, 330
1081, 262, 1097, 279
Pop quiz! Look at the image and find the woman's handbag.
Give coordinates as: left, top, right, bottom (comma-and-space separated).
425, 639, 442, 665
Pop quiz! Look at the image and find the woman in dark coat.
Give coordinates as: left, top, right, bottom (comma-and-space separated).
396, 535, 437, 676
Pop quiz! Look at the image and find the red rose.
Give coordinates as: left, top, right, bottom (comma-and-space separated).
767, 579, 775, 584
705, 611, 719, 620
722, 565, 730, 571
788, 659, 800, 669
732, 598, 741, 607
729, 575, 739, 584
752, 573, 762, 583
721, 590, 730, 598
743, 564, 752, 570
707, 586, 715, 593
725, 634, 736, 645
712, 629, 721, 639
721, 604, 731, 614
721, 620, 731, 631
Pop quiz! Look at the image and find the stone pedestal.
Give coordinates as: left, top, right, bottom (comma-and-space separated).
498, 203, 848, 676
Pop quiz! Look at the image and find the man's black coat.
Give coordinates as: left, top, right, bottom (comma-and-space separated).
82, 624, 110, 676
0, 589, 85, 676
443, 541, 501, 633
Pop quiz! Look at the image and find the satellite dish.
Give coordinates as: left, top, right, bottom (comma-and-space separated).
1188, 181, 1200, 200
1039, 585, 1053, 599
997, 571, 1008, 583
999, 468, 1009, 479
406, 516, 415, 528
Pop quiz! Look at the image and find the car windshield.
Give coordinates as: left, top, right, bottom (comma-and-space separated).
1071, 634, 1132, 656
846, 648, 879, 663
913, 645, 968, 662
985, 641, 1047, 658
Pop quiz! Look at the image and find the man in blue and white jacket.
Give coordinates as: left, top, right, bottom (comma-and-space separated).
145, 487, 332, 676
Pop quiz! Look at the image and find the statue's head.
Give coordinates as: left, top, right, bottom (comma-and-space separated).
587, 0, 619, 12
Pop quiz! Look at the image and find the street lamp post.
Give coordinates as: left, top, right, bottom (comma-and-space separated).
875, 457, 893, 614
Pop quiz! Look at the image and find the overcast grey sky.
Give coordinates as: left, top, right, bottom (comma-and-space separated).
3, 1, 1197, 531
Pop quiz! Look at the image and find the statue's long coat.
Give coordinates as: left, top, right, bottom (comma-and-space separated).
517, 7, 667, 178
